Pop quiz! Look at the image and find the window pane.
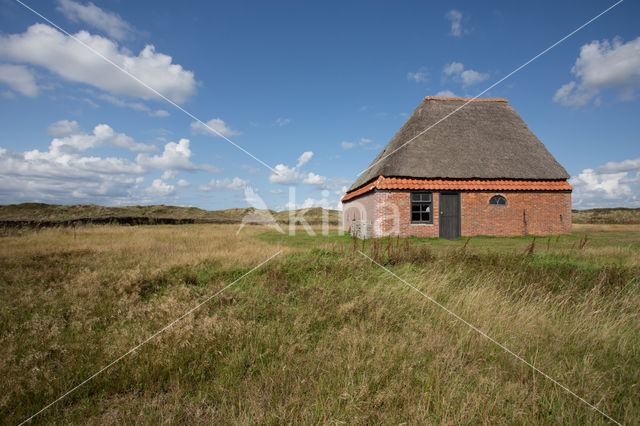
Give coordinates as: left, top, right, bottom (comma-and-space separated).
411, 193, 421, 201
411, 203, 420, 212
423, 205, 430, 212
422, 212, 431, 222
490, 195, 507, 205
411, 212, 420, 221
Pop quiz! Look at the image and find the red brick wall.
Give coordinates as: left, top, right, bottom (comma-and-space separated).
343, 190, 572, 238
460, 192, 572, 236
376, 191, 440, 237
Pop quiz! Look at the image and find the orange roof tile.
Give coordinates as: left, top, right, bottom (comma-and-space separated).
341, 176, 572, 202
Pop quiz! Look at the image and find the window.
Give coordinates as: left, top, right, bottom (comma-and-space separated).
411, 192, 432, 223
489, 195, 507, 205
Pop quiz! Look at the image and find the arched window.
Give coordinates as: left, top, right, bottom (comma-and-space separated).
489, 195, 507, 205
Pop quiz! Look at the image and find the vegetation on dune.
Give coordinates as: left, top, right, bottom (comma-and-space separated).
0, 203, 341, 225
572, 207, 640, 224
2, 203, 640, 228
1, 224, 639, 423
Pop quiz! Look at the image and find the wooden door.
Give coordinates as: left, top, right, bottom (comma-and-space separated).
439, 193, 460, 240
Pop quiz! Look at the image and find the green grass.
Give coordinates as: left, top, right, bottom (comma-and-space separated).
1, 224, 639, 423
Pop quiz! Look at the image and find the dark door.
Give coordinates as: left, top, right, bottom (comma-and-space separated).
439, 193, 460, 240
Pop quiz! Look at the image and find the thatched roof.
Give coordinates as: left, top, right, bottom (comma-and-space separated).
348, 97, 569, 192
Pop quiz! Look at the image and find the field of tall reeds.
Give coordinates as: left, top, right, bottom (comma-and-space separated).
1, 224, 638, 424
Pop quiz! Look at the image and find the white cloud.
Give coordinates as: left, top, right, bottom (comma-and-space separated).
0, 143, 145, 204
47, 122, 155, 154
443, 62, 464, 76
445, 10, 463, 37
554, 37, 640, 106
98, 94, 169, 117
57, 0, 135, 41
0, 123, 220, 204
341, 141, 355, 150
303, 172, 326, 185
0, 24, 196, 103
0, 64, 39, 97
597, 157, 640, 174
275, 117, 292, 126
190, 118, 242, 138
136, 138, 218, 172
407, 70, 427, 83
435, 89, 457, 97
297, 151, 313, 167
570, 158, 640, 208
269, 151, 324, 185
270, 188, 284, 194
460, 69, 488, 86
176, 179, 190, 187
151, 109, 170, 117
341, 138, 372, 150
46, 119, 80, 136
199, 177, 248, 191
269, 163, 299, 184
443, 62, 488, 87
161, 170, 177, 180
145, 178, 174, 196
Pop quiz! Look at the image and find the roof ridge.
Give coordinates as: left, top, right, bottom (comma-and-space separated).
423, 96, 508, 102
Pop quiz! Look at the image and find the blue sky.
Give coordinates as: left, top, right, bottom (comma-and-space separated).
0, 0, 638, 210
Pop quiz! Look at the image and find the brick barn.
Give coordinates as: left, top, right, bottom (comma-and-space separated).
341, 97, 572, 239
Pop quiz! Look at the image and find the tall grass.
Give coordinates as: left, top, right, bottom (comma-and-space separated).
0, 224, 638, 423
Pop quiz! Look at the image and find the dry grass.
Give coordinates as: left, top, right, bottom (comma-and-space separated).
1, 224, 638, 424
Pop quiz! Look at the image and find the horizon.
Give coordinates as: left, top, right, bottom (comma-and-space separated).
1, 0, 639, 210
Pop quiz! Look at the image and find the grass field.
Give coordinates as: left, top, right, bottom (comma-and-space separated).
1, 224, 639, 424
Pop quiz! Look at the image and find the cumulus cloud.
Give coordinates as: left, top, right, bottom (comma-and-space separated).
176, 179, 190, 187
443, 61, 488, 87
445, 10, 465, 37
269, 163, 300, 184
0, 24, 197, 103
0, 64, 39, 97
199, 177, 248, 191
190, 118, 242, 138
302, 172, 326, 185
407, 69, 427, 83
136, 138, 218, 172
0, 123, 217, 204
554, 37, 640, 106
57, 0, 135, 41
269, 151, 325, 185
0, 142, 144, 204
571, 157, 640, 208
47, 122, 156, 154
145, 178, 174, 196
